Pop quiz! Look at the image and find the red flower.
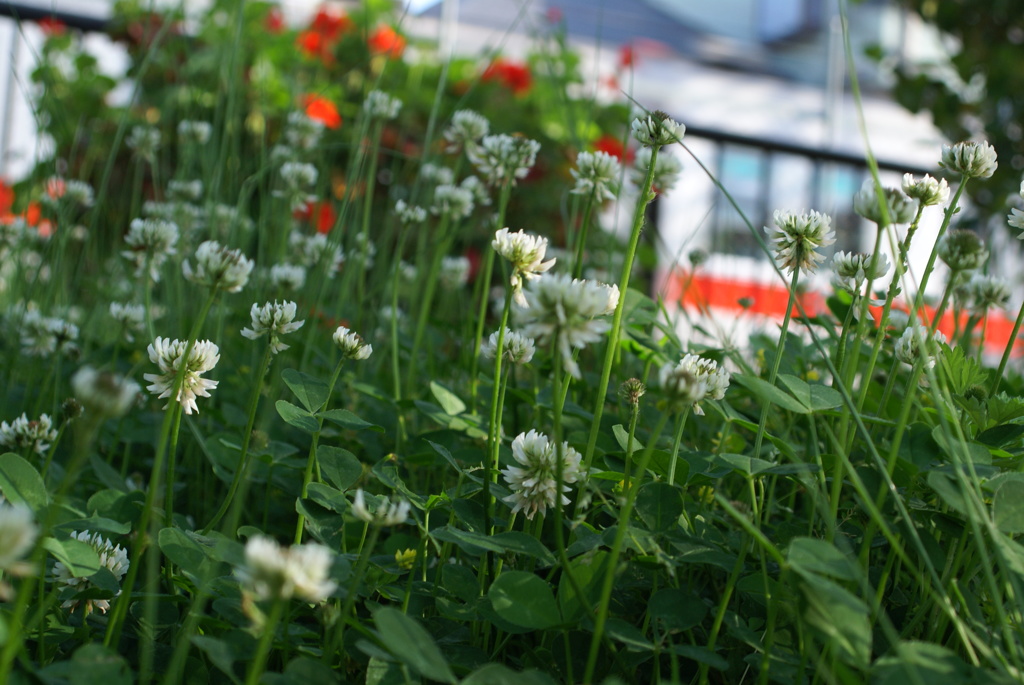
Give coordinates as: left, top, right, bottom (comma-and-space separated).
302, 94, 341, 129
546, 7, 563, 23
295, 200, 337, 235
297, 30, 326, 58
482, 58, 532, 95
38, 16, 66, 36
310, 7, 350, 41
0, 180, 13, 217
593, 134, 634, 164
618, 44, 635, 69
368, 25, 405, 58
264, 7, 285, 33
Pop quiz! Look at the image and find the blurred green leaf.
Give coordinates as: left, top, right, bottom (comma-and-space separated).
373, 607, 456, 683
281, 368, 330, 412
488, 571, 561, 630
0, 452, 50, 509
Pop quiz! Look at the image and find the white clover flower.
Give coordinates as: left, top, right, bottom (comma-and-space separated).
601, 283, 620, 315
143, 199, 204, 234
901, 173, 950, 207
439, 256, 471, 289
937, 229, 988, 272
333, 326, 372, 360
431, 184, 474, 219
518, 274, 613, 379
276, 162, 319, 211
394, 199, 427, 224
400, 261, 418, 282
444, 109, 490, 152
481, 328, 536, 365
830, 251, 892, 296
363, 90, 402, 119
351, 489, 410, 526
241, 301, 305, 355
634, 147, 682, 194
468, 134, 541, 187
109, 302, 146, 342
0, 412, 57, 455
52, 530, 129, 614
209, 203, 254, 235
0, 503, 37, 576
289, 231, 343, 274
167, 179, 204, 203
236, 536, 336, 603
71, 367, 140, 419
284, 111, 325, 151
21, 312, 79, 358
460, 174, 492, 206
895, 325, 946, 368
183, 240, 254, 292
631, 112, 684, 148
492, 228, 556, 307
270, 263, 307, 291
1008, 207, 1024, 234
177, 119, 212, 145
940, 140, 997, 179
420, 162, 455, 186
501, 430, 584, 520
967, 274, 1011, 313
659, 354, 730, 415
126, 125, 161, 162
43, 178, 94, 209
764, 209, 836, 276
122, 218, 180, 282
853, 182, 919, 227
572, 151, 621, 201
143, 337, 220, 415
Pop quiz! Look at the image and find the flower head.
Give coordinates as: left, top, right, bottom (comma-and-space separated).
830, 251, 892, 296
351, 489, 410, 526
518, 274, 614, 379
236, 536, 336, 603
71, 367, 140, 419
853, 182, 919, 226
0, 413, 57, 455
501, 430, 584, 520
659, 354, 730, 415
631, 112, 683, 148
52, 531, 129, 614
284, 111, 325, 151
966, 274, 1011, 314
571, 151, 621, 202
363, 90, 402, 120
481, 328, 536, 365
439, 256, 471, 289
940, 140, 997, 179
167, 179, 203, 203
634, 148, 682, 195
468, 134, 541, 187
183, 240, 254, 292
895, 325, 946, 368
143, 337, 220, 415
937, 229, 988, 272
0, 503, 37, 578
492, 228, 556, 306
901, 173, 950, 207
394, 199, 427, 224
270, 263, 307, 291
764, 209, 835, 275
333, 326, 372, 360
444, 110, 490, 152
241, 301, 305, 354
122, 218, 179, 281
21, 311, 79, 358
126, 125, 161, 162
431, 184, 474, 219
177, 120, 212, 146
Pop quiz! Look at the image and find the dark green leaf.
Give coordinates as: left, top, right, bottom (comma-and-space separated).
460, 663, 558, 685
317, 445, 362, 490
42, 537, 102, 578
787, 537, 860, 581
281, 368, 330, 412
275, 400, 319, 434
319, 409, 384, 432
612, 424, 644, 452
488, 571, 561, 629
635, 482, 682, 531
0, 452, 50, 509
732, 374, 810, 414
37, 644, 132, 685
373, 607, 456, 683
994, 479, 1024, 534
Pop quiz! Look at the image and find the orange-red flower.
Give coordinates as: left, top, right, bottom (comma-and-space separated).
38, 16, 66, 36
295, 200, 338, 235
310, 7, 350, 41
483, 58, 532, 95
368, 25, 405, 59
302, 94, 341, 129
618, 44, 635, 70
0, 180, 13, 219
264, 7, 285, 34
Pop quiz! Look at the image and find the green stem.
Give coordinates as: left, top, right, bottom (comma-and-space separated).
572, 190, 597, 280
202, 342, 275, 535
666, 408, 690, 485
246, 597, 286, 685
582, 145, 660, 475
752, 267, 800, 460
295, 357, 346, 544
992, 301, 1024, 394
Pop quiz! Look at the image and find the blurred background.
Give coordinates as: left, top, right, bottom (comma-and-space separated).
1, 0, 1018, 349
